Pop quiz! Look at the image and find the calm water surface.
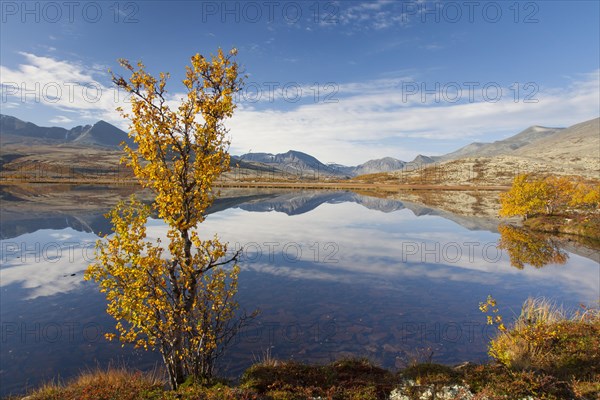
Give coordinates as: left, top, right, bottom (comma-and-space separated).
1, 189, 598, 395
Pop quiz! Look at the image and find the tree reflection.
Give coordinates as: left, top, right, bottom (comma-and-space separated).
497, 225, 568, 269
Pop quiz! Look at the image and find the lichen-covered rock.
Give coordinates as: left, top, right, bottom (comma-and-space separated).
389, 383, 474, 400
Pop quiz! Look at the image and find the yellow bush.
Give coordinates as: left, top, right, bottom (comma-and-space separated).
500, 175, 599, 219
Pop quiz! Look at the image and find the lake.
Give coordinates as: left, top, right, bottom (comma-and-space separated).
1, 186, 598, 396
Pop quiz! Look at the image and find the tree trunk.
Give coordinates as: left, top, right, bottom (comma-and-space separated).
162, 350, 183, 390
174, 353, 185, 387
163, 335, 186, 389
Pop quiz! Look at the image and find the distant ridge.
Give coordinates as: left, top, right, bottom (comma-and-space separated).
410, 154, 435, 165
351, 157, 406, 175
1, 113, 598, 181
383, 117, 600, 185
434, 125, 564, 162
233, 150, 342, 177
234, 152, 407, 177
248, 119, 597, 177
0, 114, 133, 149
514, 118, 599, 160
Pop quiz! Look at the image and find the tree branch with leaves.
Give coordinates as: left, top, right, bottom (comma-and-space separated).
85, 48, 256, 389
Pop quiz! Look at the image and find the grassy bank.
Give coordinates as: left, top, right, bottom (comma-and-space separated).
7, 298, 599, 400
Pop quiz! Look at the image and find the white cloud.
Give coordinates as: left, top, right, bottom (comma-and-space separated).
0, 228, 97, 298
1, 53, 598, 165
5, 199, 597, 303
229, 70, 600, 164
0, 52, 128, 127
49, 115, 73, 124
335, 0, 411, 31
197, 201, 600, 303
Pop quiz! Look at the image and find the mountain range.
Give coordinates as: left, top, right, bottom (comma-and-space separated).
0, 187, 492, 239
0, 114, 134, 148
234, 117, 598, 178
0, 113, 598, 181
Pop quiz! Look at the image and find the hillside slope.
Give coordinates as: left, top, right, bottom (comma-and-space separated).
437, 125, 564, 161
514, 117, 599, 162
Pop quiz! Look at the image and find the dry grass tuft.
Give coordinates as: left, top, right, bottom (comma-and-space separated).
16, 366, 165, 400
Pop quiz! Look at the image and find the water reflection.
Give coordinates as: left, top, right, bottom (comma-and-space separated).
497, 225, 568, 269
0, 228, 97, 298
1, 187, 598, 396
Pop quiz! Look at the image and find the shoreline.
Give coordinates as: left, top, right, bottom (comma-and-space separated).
0, 179, 510, 191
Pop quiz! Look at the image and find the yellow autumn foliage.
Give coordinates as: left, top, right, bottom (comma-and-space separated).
497, 225, 568, 269
85, 49, 252, 390
500, 174, 599, 219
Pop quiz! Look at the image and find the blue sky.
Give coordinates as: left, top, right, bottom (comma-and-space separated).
1, 0, 599, 165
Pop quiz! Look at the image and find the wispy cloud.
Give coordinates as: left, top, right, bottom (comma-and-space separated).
0, 52, 127, 125
49, 115, 73, 124
229, 70, 600, 163
333, 0, 412, 31
0, 228, 97, 298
